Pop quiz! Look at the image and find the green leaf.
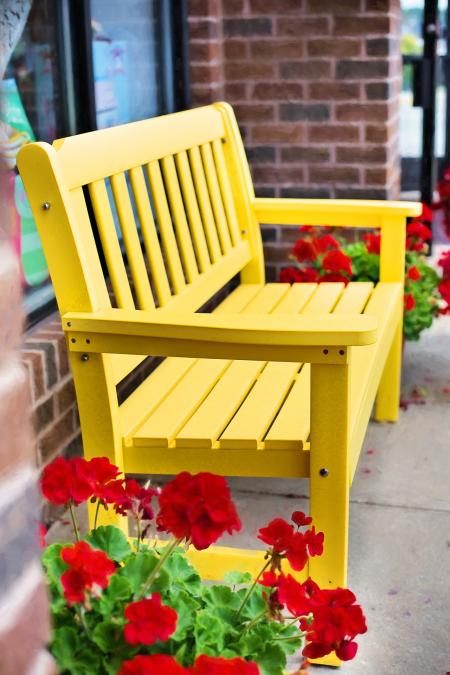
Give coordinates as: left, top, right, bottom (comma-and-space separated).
120, 550, 169, 594
51, 627, 102, 675
223, 571, 252, 586
85, 526, 131, 562
42, 543, 66, 586
255, 643, 286, 675
163, 550, 201, 594
92, 620, 123, 653
99, 574, 132, 616
202, 584, 241, 611
165, 589, 199, 641
194, 610, 226, 656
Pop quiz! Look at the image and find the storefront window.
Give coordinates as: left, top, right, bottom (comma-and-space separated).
2, 0, 64, 319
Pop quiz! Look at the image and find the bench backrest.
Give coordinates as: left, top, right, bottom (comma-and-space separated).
18, 103, 265, 389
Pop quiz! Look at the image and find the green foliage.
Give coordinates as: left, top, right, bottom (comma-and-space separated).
44, 530, 304, 674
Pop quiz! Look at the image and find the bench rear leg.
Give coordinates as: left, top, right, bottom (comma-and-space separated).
309, 362, 350, 667
375, 321, 403, 422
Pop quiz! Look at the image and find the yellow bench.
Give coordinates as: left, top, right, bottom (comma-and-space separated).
18, 104, 420, 664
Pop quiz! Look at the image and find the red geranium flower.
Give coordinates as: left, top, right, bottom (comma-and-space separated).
406, 237, 426, 252
38, 523, 47, 549
439, 279, 450, 304
280, 266, 303, 284
41, 457, 93, 506
124, 595, 177, 645
404, 293, 416, 311
60, 541, 115, 604
106, 478, 157, 521
321, 250, 352, 276
257, 570, 280, 588
293, 239, 318, 262
157, 472, 241, 550
438, 250, 450, 279
407, 266, 421, 281
363, 232, 381, 255
292, 511, 312, 528
419, 203, 433, 223
87, 457, 121, 500
278, 574, 312, 617
407, 222, 432, 241
315, 234, 340, 253
304, 526, 324, 557
299, 225, 314, 233
192, 655, 260, 675
258, 517, 294, 551
119, 655, 188, 675
258, 517, 323, 572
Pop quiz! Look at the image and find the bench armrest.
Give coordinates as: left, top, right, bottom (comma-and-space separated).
63, 309, 377, 364
252, 197, 422, 228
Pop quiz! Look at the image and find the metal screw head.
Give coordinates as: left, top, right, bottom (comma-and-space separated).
319, 468, 329, 477
81, 353, 89, 362
42, 202, 51, 210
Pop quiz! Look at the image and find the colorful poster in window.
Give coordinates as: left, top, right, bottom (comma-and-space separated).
0, 77, 49, 287
93, 38, 130, 129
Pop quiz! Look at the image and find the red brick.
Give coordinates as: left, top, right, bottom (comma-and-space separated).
263, 243, 295, 263
250, 0, 302, 11
38, 408, 76, 462
233, 104, 275, 122
253, 166, 305, 184
281, 146, 330, 162
308, 124, 360, 143
222, 0, 246, 14
190, 41, 221, 62
365, 125, 389, 143
190, 63, 223, 84
336, 103, 388, 122
306, 0, 362, 11
188, 18, 219, 40
309, 166, 361, 184
22, 351, 45, 402
365, 167, 392, 185
252, 82, 303, 100
333, 16, 390, 36
251, 124, 305, 143
337, 146, 388, 163
188, 0, 221, 17
308, 82, 360, 100
224, 82, 247, 100
307, 38, 362, 58
224, 40, 248, 59
224, 61, 276, 80
276, 17, 330, 36
56, 378, 76, 414
250, 39, 304, 59
280, 60, 332, 79
0, 362, 32, 474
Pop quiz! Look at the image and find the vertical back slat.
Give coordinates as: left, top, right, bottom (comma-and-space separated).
200, 142, 232, 253
88, 179, 134, 309
188, 146, 222, 263
147, 160, 186, 294
211, 138, 242, 246
128, 166, 172, 307
161, 155, 199, 283
175, 151, 211, 273
110, 172, 155, 310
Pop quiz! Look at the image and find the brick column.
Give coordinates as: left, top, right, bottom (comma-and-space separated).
0, 168, 54, 672
187, 0, 402, 279
188, 0, 225, 105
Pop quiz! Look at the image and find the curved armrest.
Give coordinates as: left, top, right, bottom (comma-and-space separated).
63, 309, 377, 364
253, 197, 422, 228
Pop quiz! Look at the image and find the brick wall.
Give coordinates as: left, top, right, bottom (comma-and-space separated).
0, 177, 54, 672
188, 0, 402, 279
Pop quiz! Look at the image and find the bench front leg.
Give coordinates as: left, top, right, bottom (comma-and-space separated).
309, 362, 350, 667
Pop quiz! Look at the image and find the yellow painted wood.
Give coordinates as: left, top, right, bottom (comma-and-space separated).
332, 281, 373, 314
51, 105, 225, 188
147, 160, 186, 294
214, 284, 262, 313
88, 179, 134, 309
213, 103, 265, 284
128, 165, 172, 307
200, 142, 232, 253
380, 214, 407, 284
110, 172, 155, 310
375, 321, 403, 423
175, 150, 212, 273
219, 362, 300, 449
253, 197, 422, 227
274, 283, 317, 314
243, 282, 290, 312
161, 155, 199, 283
264, 364, 310, 450
188, 145, 222, 263
211, 138, 242, 246
133, 358, 230, 447
124, 445, 310, 478
302, 282, 344, 314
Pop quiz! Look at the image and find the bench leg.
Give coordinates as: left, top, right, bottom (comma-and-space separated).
309, 363, 350, 667
375, 321, 403, 422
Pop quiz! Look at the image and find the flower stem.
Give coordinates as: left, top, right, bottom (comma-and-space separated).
236, 558, 271, 618
136, 517, 142, 552
93, 501, 101, 530
138, 537, 182, 599
68, 502, 80, 542
242, 608, 268, 634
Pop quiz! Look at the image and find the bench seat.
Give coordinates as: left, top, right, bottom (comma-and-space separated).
121, 281, 402, 483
